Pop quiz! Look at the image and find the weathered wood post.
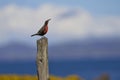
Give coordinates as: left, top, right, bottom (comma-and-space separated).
36, 37, 49, 80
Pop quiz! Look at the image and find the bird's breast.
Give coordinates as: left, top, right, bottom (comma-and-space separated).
44, 26, 48, 33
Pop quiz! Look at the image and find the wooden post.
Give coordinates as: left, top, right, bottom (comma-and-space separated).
36, 37, 49, 80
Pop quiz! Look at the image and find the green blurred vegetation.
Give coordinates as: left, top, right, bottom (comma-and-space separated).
0, 75, 83, 80
0, 74, 110, 80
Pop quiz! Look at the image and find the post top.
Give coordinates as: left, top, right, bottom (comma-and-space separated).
37, 36, 48, 42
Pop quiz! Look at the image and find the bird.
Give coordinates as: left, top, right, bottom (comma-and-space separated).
31, 19, 51, 37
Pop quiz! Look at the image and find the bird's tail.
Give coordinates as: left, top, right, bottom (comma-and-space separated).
31, 34, 37, 37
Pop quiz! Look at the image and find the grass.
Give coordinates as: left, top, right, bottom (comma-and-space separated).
0, 74, 83, 80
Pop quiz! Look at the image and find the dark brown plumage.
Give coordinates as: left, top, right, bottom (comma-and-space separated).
31, 19, 51, 37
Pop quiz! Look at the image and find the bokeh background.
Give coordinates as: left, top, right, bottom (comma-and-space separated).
0, 0, 120, 80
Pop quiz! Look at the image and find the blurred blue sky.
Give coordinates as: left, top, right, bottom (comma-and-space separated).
0, 0, 119, 45
0, 0, 120, 61
0, 0, 120, 16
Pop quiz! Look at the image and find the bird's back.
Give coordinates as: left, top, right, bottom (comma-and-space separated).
38, 25, 48, 36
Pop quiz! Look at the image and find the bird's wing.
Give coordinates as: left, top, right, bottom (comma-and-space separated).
37, 26, 45, 33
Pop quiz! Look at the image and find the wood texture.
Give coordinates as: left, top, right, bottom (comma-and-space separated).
36, 37, 49, 80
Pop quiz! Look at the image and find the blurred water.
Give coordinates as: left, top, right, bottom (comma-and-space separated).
0, 60, 120, 80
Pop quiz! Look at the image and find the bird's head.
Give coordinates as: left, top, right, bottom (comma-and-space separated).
45, 19, 51, 25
